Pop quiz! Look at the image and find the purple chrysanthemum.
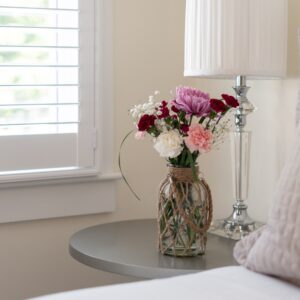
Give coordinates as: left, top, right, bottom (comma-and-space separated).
172, 86, 211, 117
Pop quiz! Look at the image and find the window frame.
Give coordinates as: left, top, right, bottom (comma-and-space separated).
0, 0, 120, 188
0, 0, 119, 224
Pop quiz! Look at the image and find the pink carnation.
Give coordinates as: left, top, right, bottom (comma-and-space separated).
135, 131, 146, 140
184, 124, 212, 153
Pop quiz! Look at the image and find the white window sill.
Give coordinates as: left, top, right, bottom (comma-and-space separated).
0, 169, 122, 189
0, 172, 121, 224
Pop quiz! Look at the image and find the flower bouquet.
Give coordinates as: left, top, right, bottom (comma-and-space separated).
128, 86, 238, 256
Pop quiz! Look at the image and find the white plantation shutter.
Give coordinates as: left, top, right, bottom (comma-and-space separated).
0, 0, 96, 180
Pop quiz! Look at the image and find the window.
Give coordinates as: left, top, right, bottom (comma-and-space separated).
0, 0, 117, 223
0, 0, 99, 183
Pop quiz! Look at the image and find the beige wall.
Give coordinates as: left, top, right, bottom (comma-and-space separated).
0, 0, 299, 299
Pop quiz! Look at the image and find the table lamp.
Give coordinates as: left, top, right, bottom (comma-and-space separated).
184, 0, 288, 239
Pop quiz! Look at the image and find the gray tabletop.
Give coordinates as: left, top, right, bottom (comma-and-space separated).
69, 219, 238, 279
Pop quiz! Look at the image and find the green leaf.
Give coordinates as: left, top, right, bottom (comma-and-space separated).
178, 111, 186, 122
179, 149, 187, 166
147, 126, 159, 137
172, 119, 179, 129
169, 156, 181, 166
169, 158, 177, 165
165, 116, 172, 125
192, 151, 199, 160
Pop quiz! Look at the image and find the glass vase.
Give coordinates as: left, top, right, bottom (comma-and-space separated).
158, 166, 212, 257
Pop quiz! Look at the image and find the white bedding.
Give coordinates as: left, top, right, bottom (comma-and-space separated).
32, 266, 300, 300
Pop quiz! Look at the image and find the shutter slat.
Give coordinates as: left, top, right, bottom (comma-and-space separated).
0, 121, 79, 126
0, 65, 78, 68
0, 103, 78, 107
0, 45, 78, 49
0, 84, 78, 87
0, 6, 78, 12
0, 25, 78, 30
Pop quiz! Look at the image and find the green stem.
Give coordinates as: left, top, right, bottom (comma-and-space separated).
188, 114, 194, 126
212, 115, 222, 132
118, 130, 141, 201
199, 116, 206, 124
187, 149, 199, 182
205, 118, 212, 130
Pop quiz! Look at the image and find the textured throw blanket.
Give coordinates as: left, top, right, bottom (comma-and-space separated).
234, 30, 300, 286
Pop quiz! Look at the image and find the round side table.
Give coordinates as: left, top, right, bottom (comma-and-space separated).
69, 219, 238, 279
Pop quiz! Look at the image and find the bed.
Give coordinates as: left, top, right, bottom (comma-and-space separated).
32, 266, 299, 300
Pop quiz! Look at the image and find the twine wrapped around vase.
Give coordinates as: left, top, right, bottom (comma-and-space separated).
158, 166, 212, 256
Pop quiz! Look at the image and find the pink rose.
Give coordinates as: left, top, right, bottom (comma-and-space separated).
184, 124, 212, 153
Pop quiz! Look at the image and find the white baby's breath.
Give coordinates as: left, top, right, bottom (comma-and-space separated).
130, 94, 160, 123
210, 114, 233, 149
154, 118, 167, 132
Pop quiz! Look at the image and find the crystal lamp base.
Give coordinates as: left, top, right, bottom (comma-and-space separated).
209, 203, 264, 240
209, 76, 265, 240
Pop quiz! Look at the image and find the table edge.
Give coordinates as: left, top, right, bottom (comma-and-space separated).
69, 244, 200, 279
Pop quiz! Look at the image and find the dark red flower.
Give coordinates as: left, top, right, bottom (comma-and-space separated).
158, 106, 170, 119
221, 94, 239, 108
171, 105, 179, 113
161, 100, 168, 107
180, 124, 189, 133
210, 99, 228, 113
137, 114, 156, 131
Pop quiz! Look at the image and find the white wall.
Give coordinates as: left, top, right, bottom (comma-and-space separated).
0, 0, 299, 299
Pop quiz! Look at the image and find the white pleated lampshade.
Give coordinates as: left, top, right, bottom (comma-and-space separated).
184, 0, 288, 79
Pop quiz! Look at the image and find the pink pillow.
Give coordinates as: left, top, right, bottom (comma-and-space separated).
234, 123, 300, 286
